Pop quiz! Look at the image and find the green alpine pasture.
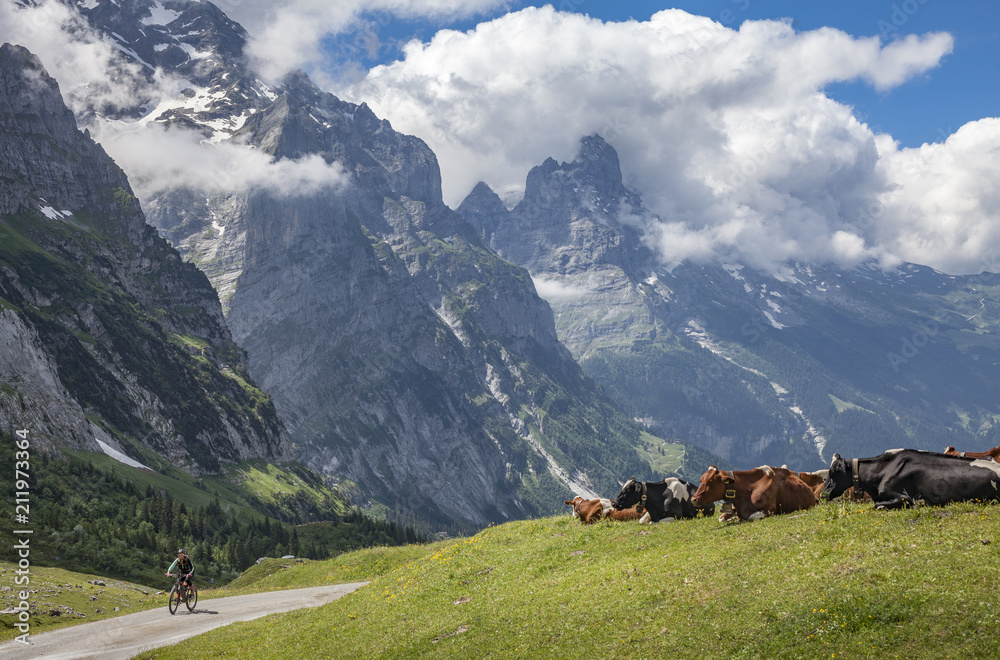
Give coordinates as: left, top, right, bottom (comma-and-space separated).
0, 562, 160, 641
133, 500, 1000, 659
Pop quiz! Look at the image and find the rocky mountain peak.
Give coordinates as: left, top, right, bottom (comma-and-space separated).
80, 0, 249, 75
575, 133, 628, 199
518, 134, 636, 220
64, 0, 275, 135
0, 43, 74, 128
460, 134, 650, 280
456, 181, 509, 245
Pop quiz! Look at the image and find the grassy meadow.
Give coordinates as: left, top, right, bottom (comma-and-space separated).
125, 499, 1000, 659
0, 562, 161, 640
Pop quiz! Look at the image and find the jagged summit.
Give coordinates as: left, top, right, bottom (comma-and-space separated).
71, 0, 275, 136
0, 44, 103, 215
518, 134, 639, 220
456, 181, 509, 245
462, 134, 651, 280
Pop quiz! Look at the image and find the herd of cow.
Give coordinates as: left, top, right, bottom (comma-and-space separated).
565, 445, 1000, 524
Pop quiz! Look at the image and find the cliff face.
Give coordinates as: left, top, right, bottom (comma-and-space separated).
148, 76, 651, 529
460, 135, 668, 361
0, 43, 290, 472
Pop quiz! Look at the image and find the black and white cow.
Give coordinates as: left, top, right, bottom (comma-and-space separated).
822, 449, 1000, 509
613, 477, 715, 522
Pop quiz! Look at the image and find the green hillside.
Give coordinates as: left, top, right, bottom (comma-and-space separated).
130, 500, 1000, 659
0, 432, 421, 590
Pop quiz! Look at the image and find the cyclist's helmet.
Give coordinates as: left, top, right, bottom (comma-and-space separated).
177, 548, 185, 555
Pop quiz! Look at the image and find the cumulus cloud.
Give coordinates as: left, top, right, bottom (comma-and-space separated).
222, 0, 511, 83
876, 119, 1000, 274
340, 7, 984, 273
92, 121, 348, 200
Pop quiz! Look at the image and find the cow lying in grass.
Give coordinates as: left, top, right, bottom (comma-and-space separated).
565, 497, 643, 524
607, 506, 643, 522
612, 477, 714, 522
797, 469, 871, 503
691, 465, 817, 522
944, 445, 1000, 462
565, 497, 611, 524
795, 470, 826, 498
823, 449, 1000, 509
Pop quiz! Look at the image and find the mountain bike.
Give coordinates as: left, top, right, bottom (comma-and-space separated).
166, 573, 198, 614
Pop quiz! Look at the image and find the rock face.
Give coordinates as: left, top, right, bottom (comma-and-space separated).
50, 0, 655, 529
461, 136, 1000, 470
461, 135, 663, 359
0, 43, 289, 472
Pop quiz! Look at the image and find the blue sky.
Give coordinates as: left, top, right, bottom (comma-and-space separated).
326, 0, 998, 149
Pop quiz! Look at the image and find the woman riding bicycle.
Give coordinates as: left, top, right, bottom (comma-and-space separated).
166, 548, 194, 590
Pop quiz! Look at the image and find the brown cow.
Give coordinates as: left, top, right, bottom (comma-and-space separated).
795, 470, 827, 498
691, 465, 818, 522
607, 507, 643, 522
564, 497, 611, 524
565, 496, 584, 520
797, 469, 871, 503
944, 445, 1000, 461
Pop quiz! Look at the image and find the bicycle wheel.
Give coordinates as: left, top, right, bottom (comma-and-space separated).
185, 583, 198, 611
168, 585, 181, 615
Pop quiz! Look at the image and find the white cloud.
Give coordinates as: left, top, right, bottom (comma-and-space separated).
531, 277, 594, 300
339, 7, 980, 273
876, 118, 1000, 274
91, 121, 348, 200
222, 0, 511, 83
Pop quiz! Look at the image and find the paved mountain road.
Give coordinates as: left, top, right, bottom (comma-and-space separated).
0, 582, 367, 659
